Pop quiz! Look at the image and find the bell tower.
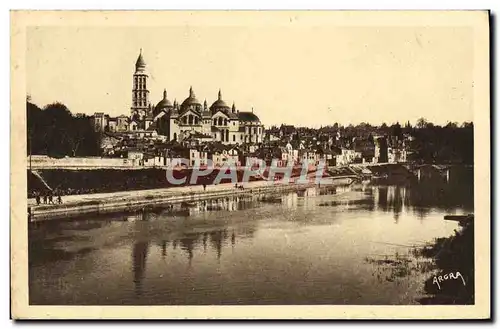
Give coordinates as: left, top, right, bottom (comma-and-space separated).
131, 49, 150, 119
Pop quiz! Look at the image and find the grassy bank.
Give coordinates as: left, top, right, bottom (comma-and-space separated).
416, 218, 474, 304
365, 216, 474, 305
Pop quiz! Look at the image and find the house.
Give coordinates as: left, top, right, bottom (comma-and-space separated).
311, 147, 337, 167
129, 120, 139, 131
127, 149, 144, 166
142, 152, 156, 167
208, 144, 240, 167
188, 146, 209, 167
116, 115, 130, 132
181, 131, 213, 147
299, 149, 319, 166
353, 137, 376, 164
100, 133, 121, 156
335, 148, 361, 166
144, 114, 154, 130
279, 124, 295, 138
226, 145, 240, 166
280, 142, 299, 165
91, 112, 108, 132
108, 118, 117, 132
388, 147, 407, 163
242, 153, 264, 168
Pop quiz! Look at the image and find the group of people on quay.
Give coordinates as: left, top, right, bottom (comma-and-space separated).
33, 190, 63, 205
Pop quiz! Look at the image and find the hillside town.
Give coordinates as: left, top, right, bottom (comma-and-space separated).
27, 50, 473, 171
76, 51, 410, 169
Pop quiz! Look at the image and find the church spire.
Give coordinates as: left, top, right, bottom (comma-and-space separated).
163, 88, 167, 100
135, 49, 146, 70
131, 49, 149, 116
218, 89, 222, 100
189, 86, 194, 98
232, 102, 236, 113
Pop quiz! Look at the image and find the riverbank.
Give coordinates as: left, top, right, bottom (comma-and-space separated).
28, 177, 354, 221
27, 168, 266, 198
365, 213, 474, 305
417, 216, 474, 304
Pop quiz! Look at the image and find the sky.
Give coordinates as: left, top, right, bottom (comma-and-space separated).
26, 22, 474, 128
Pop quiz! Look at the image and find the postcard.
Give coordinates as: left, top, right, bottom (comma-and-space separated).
10, 10, 490, 319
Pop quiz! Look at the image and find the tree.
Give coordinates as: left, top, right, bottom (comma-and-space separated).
42, 102, 74, 157
445, 121, 458, 129
391, 122, 402, 139
68, 116, 100, 156
367, 133, 374, 144
461, 121, 473, 128
27, 101, 101, 157
27, 100, 42, 156
416, 117, 428, 129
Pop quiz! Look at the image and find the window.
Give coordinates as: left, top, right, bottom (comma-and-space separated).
233, 135, 236, 142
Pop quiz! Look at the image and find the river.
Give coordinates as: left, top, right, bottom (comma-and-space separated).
29, 178, 474, 305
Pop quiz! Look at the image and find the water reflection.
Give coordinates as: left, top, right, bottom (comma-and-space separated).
337, 180, 473, 221
120, 178, 473, 229
132, 240, 149, 296
29, 168, 474, 305
131, 227, 245, 296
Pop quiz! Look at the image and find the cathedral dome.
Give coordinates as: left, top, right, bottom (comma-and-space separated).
238, 111, 261, 122
181, 86, 202, 110
210, 89, 230, 112
154, 89, 173, 116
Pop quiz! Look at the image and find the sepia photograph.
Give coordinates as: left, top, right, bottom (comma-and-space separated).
10, 10, 490, 319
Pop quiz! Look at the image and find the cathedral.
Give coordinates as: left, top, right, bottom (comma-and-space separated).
129, 50, 265, 145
